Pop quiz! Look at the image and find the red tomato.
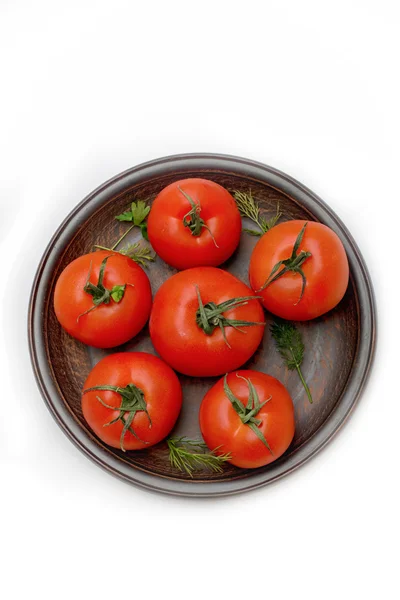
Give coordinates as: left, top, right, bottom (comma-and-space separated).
147, 178, 242, 269
54, 251, 152, 348
249, 220, 349, 320
149, 267, 265, 377
82, 352, 182, 451
199, 370, 295, 468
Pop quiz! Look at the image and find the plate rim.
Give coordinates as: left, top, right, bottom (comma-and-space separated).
28, 152, 376, 497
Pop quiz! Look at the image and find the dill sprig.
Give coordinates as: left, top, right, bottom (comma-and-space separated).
118, 243, 155, 268
167, 437, 231, 477
270, 321, 313, 404
232, 190, 281, 236
93, 242, 155, 268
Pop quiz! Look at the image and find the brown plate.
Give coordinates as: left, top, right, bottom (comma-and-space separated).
28, 154, 376, 496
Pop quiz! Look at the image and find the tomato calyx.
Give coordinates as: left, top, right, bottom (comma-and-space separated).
195, 286, 265, 348
223, 374, 273, 453
82, 382, 151, 451
179, 186, 219, 247
257, 222, 312, 304
77, 255, 133, 321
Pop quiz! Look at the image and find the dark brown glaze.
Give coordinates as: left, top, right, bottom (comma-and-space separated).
29, 154, 375, 496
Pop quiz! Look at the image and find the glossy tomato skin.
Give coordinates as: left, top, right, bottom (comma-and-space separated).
54, 251, 152, 348
149, 267, 265, 377
199, 370, 295, 468
249, 220, 349, 320
147, 178, 242, 270
82, 352, 182, 450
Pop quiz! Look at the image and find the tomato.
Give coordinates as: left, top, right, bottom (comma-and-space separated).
199, 370, 295, 468
82, 352, 182, 451
54, 250, 152, 348
149, 267, 265, 377
249, 220, 349, 320
147, 178, 242, 270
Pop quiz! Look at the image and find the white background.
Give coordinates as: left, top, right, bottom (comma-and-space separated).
1, 1, 398, 598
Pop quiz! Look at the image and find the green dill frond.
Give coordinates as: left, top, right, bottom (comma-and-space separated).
167, 437, 231, 477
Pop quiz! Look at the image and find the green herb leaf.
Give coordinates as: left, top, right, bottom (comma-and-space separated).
261, 211, 282, 232
114, 199, 151, 244
115, 211, 134, 222
167, 437, 231, 477
131, 200, 151, 226
270, 321, 304, 369
232, 190, 281, 235
140, 222, 149, 241
270, 321, 313, 404
118, 242, 155, 268
243, 228, 263, 237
